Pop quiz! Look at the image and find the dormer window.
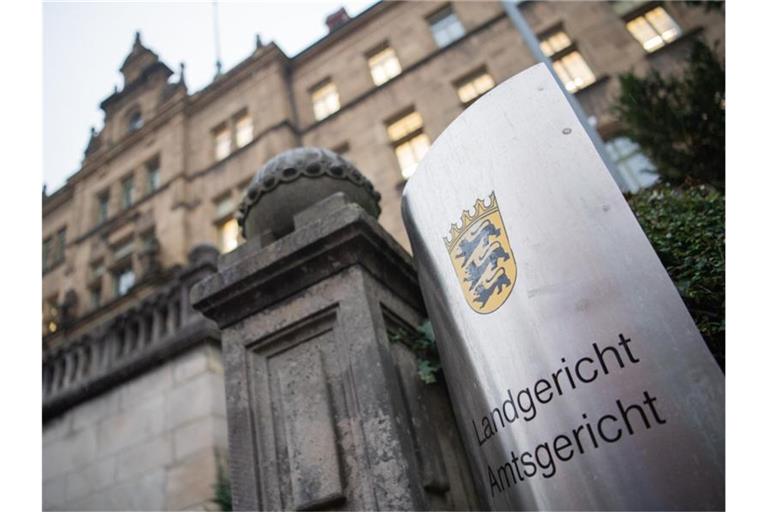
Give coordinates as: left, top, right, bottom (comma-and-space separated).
128, 110, 143, 132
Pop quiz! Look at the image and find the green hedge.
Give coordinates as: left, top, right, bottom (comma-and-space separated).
627, 184, 725, 369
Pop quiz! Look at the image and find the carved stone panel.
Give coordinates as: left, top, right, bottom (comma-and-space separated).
246, 310, 346, 510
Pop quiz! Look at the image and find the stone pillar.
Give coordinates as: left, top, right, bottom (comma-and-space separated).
151, 307, 162, 343
166, 299, 177, 336
192, 148, 480, 511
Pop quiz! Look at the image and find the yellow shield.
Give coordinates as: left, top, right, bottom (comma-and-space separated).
444, 192, 516, 314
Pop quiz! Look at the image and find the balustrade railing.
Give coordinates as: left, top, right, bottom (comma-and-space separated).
42, 245, 220, 410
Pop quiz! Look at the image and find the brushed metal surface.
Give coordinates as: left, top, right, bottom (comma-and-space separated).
402, 64, 724, 511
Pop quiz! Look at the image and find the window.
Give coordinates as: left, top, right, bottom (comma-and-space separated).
215, 194, 235, 219
146, 158, 160, 194
538, 30, 596, 93
113, 239, 134, 262
90, 286, 102, 310
43, 297, 59, 336
626, 6, 682, 52
55, 229, 66, 264
428, 6, 465, 48
387, 110, 431, 180
97, 190, 109, 224
112, 238, 135, 297
605, 136, 658, 191
456, 69, 496, 104
311, 80, 340, 121
213, 125, 232, 161
121, 175, 134, 209
128, 110, 143, 132
539, 31, 573, 57
218, 218, 240, 254
235, 112, 254, 148
551, 51, 596, 92
43, 229, 66, 272
214, 195, 242, 254
368, 46, 402, 86
114, 267, 135, 297
91, 260, 105, 279
42, 238, 51, 272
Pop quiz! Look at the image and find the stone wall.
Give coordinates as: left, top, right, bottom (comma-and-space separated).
43, 344, 227, 511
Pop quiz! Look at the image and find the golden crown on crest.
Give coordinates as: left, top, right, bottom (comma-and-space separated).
443, 192, 499, 250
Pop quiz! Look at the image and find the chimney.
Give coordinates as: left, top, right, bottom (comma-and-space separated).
325, 7, 350, 32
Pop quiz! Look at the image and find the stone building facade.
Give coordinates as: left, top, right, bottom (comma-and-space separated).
42, 1, 724, 510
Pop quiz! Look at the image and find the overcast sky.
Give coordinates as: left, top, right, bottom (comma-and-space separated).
43, 0, 377, 192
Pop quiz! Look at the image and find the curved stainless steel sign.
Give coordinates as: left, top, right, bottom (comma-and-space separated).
401, 64, 724, 510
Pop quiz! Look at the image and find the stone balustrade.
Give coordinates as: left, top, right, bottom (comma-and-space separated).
42, 245, 221, 421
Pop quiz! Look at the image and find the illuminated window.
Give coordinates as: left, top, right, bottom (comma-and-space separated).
605, 136, 658, 191
394, 135, 430, 180
311, 80, 340, 121
97, 190, 109, 224
235, 112, 253, 148
538, 29, 595, 93
429, 6, 465, 48
146, 158, 160, 194
214, 195, 242, 254
121, 175, 134, 209
368, 46, 402, 86
387, 110, 431, 180
456, 70, 496, 104
539, 31, 573, 57
552, 51, 596, 93
213, 125, 232, 161
114, 267, 135, 297
218, 218, 241, 254
386, 111, 425, 142
128, 110, 143, 132
43, 297, 59, 336
626, 7, 682, 52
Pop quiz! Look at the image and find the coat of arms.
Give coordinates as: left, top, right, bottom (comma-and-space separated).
444, 192, 516, 314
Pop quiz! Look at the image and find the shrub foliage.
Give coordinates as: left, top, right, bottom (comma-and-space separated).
613, 39, 725, 190
627, 184, 725, 369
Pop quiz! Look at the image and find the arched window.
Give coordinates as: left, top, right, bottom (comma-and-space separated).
128, 109, 143, 132
605, 136, 658, 192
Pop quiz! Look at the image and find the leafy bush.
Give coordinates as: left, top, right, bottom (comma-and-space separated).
388, 320, 442, 384
613, 39, 725, 190
212, 460, 232, 511
627, 184, 725, 369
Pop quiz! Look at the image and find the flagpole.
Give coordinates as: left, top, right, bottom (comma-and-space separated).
500, 0, 629, 191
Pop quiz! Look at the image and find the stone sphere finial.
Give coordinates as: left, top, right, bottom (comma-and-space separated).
237, 147, 381, 241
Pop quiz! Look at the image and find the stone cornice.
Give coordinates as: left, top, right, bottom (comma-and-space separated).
42, 183, 74, 217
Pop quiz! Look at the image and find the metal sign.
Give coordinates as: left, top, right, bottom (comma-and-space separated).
401, 64, 724, 510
